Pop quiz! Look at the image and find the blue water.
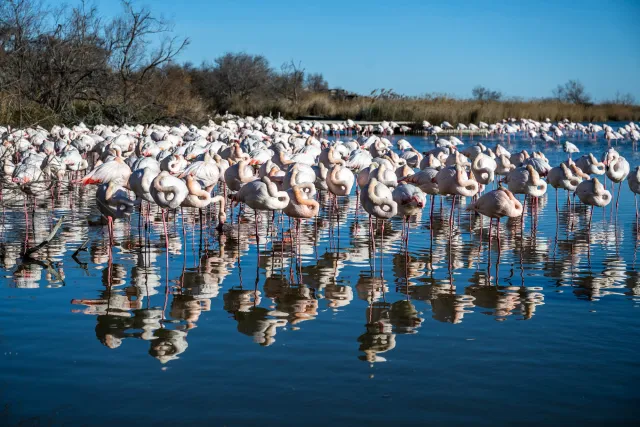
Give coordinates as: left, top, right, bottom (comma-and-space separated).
1, 128, 639, 425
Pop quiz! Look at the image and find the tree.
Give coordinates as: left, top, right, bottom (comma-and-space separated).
190, 53, 273, 112
105, 0, 189, 119
0, 0, 48, 125
553, 80, 591, 104
31, 1, 110, 114
612, 91, 636, 106
471, 85, 502, 101
305, 72, 328, 92
273, 60, 305, 106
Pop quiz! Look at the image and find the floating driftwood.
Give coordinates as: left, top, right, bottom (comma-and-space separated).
72, 238, 90, 258
22, 216, 65, 258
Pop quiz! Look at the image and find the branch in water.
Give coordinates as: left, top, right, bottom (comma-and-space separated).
22, 215, 66, 257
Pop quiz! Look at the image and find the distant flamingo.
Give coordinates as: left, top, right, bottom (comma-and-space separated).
563, 141, 579, 160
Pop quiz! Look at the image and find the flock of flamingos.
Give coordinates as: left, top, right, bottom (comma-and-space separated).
1, 116, 639, 265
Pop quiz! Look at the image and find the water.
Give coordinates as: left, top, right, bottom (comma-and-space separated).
1, 127, 639, 425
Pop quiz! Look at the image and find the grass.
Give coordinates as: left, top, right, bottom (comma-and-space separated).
2, 92, 639, 128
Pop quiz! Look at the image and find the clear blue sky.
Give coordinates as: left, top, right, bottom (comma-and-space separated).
80, 0, 640, 101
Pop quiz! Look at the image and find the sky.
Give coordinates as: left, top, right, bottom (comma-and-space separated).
76, 0, 640, 101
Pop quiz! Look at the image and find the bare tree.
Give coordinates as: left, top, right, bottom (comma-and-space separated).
274, 60, 305, 106
305, 72, 328, 92
105, 0, 189, 118
31, 1, 110, 114
612, 91, 636, 106
472, 85, 502, 101
553, 80, 591, 104
0, 0, 47, 125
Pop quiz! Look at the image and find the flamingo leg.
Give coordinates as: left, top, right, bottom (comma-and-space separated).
449, 195, 456, 231
405, 217, 410, 249
429, 195, 435, 229
488, 217, 493, 258
380, 220, 385, 277
161, 209, 169, 252
255, 210, 260, 260
107, 216, 113, 246
496, 217, 501, 260
521, 196, 526, 235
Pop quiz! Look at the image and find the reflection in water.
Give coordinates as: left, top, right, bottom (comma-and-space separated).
359, 302, 396, 364
0, 131, 638, 367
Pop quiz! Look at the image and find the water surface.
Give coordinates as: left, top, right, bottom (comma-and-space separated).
1, 127, 639, 425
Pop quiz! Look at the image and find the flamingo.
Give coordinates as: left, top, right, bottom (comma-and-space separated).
435, 164, 479, 229
284, 182, 320, 245
605, 154, 630, 210
401, 148, 423, 168
563, 141, 579, 160
392, 184, 426, 245
233, 176, 290, 252
81, 147, 131, 186
369, 162, 398, 188
179, 153, 220, 192
361, 177, 398, 248
398, 168, 439, 223
471, 153, 497, 187
129, 166, 160, 203
468, 187, 523, 257
150, 171, 189, 249
547, 163, 581, 213
326, 163, 355, 197
574, 154, 605, 176
419, 153, 442, 170
495, 154, 515, 177
182, 174, 212, 209
319, 145, 344, 168
283, 163, 316, 191
628, 167, 640, 221
96, 181, 135, 245
224, 159, 257, 192
504, 164, 547, 227
575, 178, 611, 234
160, 153, 188, 176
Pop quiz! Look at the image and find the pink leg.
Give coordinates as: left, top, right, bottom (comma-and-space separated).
488, 217, 493, 256
496, 217, 501, 259
162, 209, 169, 251
449, 195, 456, 230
